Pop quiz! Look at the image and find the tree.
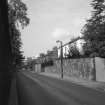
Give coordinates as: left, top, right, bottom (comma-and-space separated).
66, 38, 81, 58
81, 0, 105, 57
8, 0, 30, 70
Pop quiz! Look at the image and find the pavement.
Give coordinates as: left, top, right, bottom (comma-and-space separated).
17, 71, 105, 105
8, 76, 18, 105
38, 72, 105, 92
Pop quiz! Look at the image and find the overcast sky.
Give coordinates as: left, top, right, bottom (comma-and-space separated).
21, 0, 92, 57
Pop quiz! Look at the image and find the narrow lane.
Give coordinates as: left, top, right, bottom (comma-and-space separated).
16, 71, 105, 105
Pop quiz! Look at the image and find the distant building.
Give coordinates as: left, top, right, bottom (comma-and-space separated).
36, 46, 58, 63
32, 46, 58, 72
40, 53, 45, 57
45, 46, 58, 61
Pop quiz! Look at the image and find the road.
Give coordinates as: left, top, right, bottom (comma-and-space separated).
16, 71, 105, 105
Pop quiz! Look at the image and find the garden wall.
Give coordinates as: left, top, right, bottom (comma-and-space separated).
44, 58, 94, 80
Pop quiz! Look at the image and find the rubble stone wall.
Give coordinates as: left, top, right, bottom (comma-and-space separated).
44, 58, 94, 80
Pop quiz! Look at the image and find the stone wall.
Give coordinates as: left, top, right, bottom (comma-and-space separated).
44, 58, 94, 80
95, 57, 105, 82
34, 57, 105, 82
34, 64, 41, 73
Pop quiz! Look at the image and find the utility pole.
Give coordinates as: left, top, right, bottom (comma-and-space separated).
93, 57, 96, 81
56, 40, 63, 79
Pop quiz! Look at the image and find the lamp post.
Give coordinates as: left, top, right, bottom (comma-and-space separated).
56, 40, 63, 79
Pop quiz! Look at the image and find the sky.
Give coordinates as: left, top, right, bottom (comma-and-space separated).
21, 0, 92, 57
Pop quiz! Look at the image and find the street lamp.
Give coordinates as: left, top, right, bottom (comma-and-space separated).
56, 40, 63, 79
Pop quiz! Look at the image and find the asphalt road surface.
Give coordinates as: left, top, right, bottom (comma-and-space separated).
16, 71, 105, 105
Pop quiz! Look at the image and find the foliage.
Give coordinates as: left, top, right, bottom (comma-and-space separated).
81, 0, 105, 57
66, 38, 81, 58
8, 0, 30, 69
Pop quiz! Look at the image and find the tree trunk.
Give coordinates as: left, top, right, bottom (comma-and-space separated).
0, 0, 12, 105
